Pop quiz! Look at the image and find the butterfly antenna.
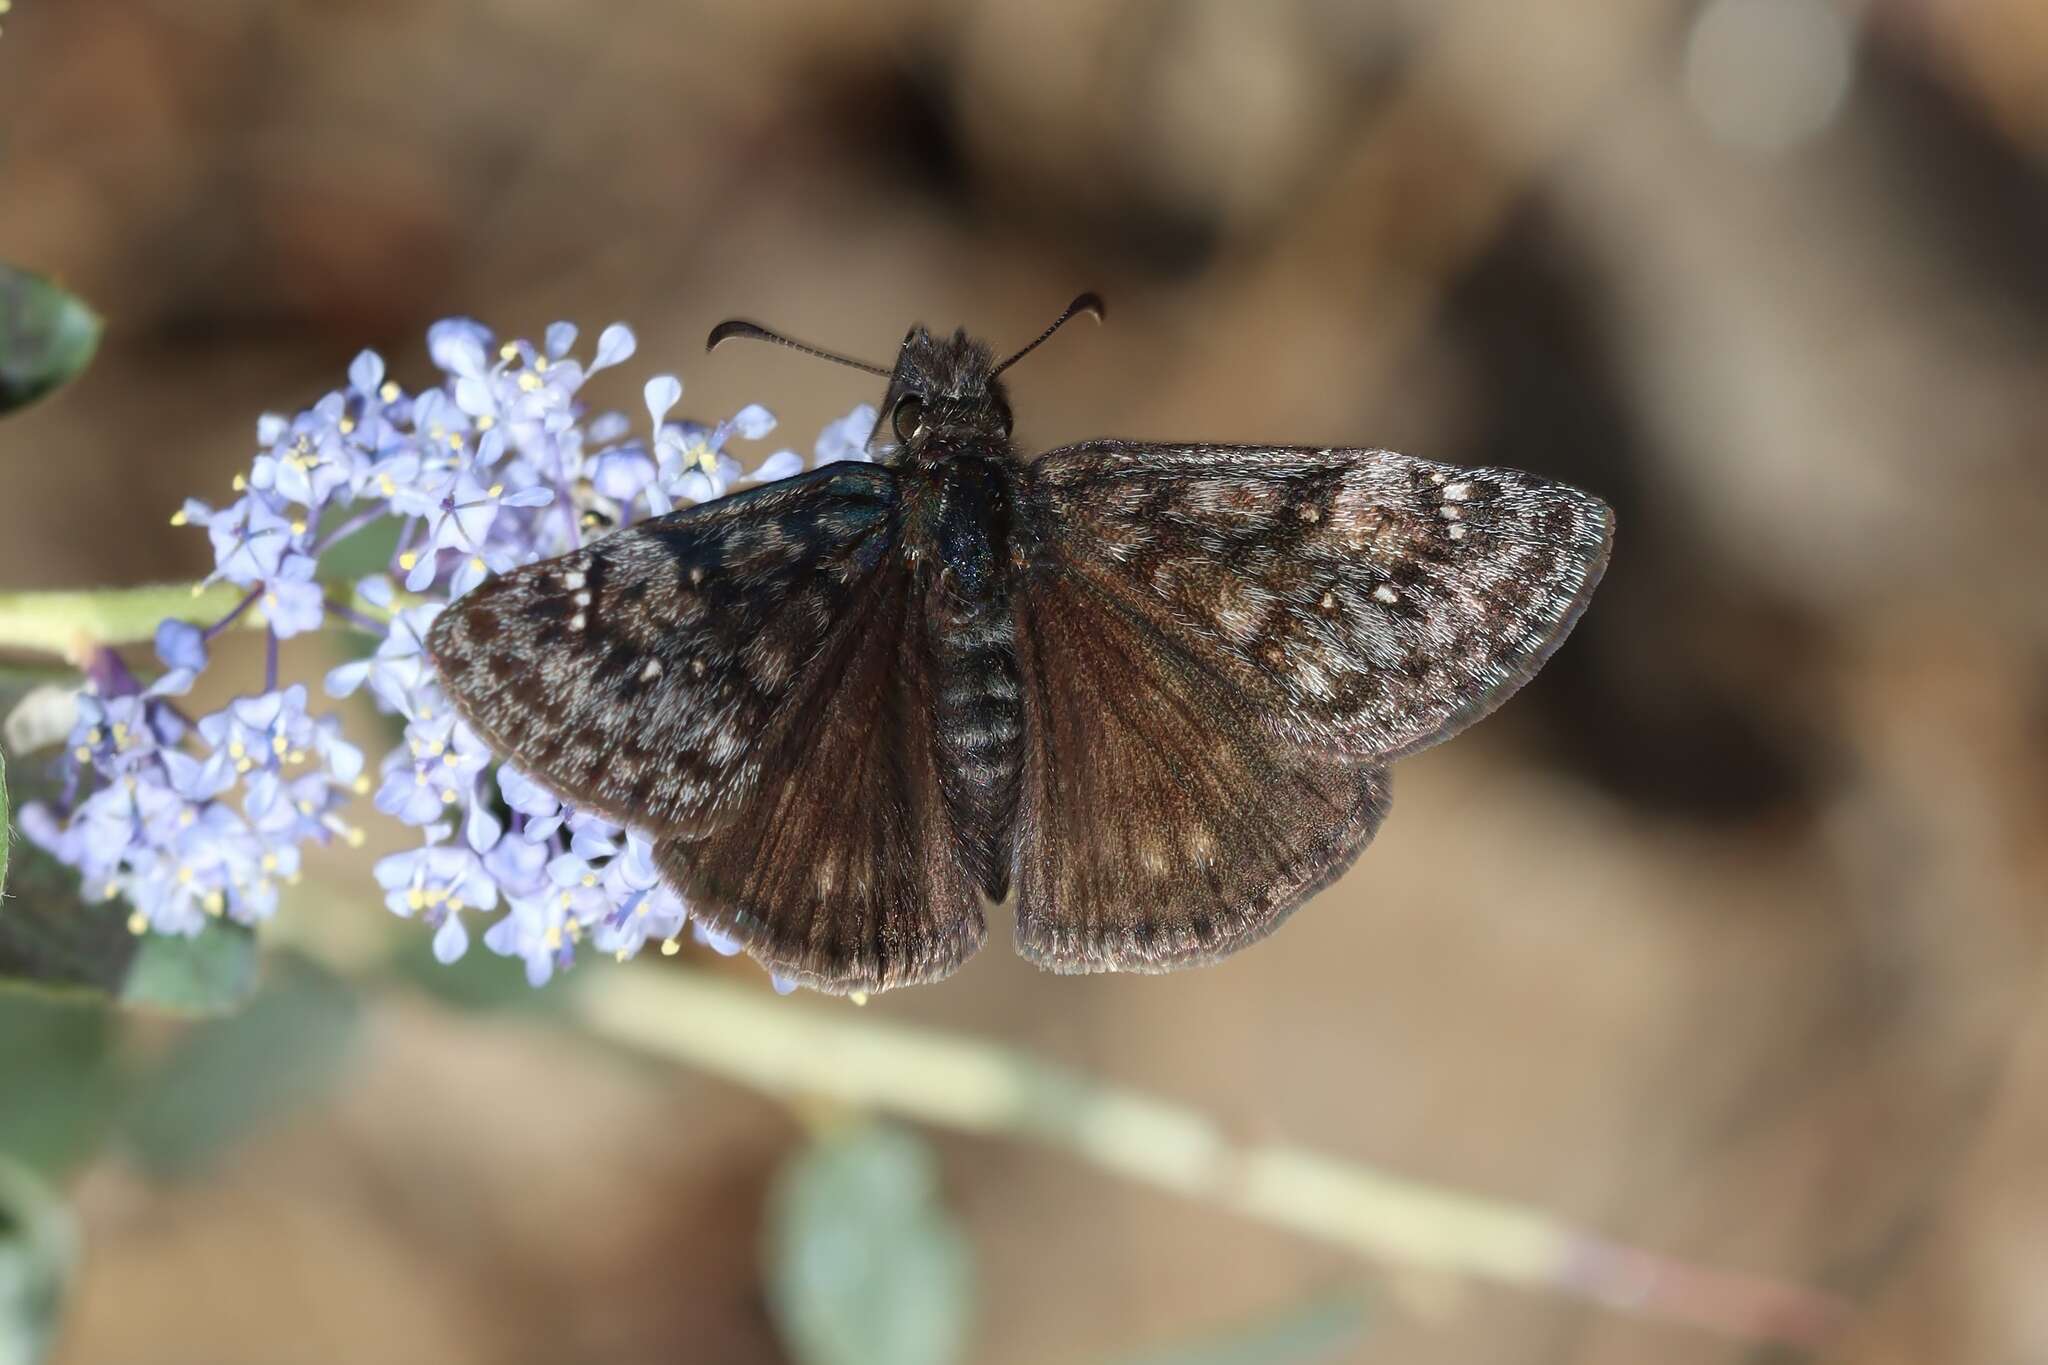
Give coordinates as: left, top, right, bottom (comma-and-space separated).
989, 292, 1106, 379
705, 320, 892, 377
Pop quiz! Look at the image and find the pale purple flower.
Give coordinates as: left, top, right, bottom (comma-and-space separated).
814, 404, 878, 464
28, 314, 828, 991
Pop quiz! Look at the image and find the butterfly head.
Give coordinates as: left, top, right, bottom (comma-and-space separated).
867, 326, 1013, 462
706, 293, 1104, 466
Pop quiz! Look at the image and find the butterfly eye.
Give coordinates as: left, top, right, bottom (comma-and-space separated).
892, 397, 927, 442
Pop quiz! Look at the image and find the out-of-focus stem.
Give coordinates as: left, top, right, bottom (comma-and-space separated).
0, 583, 404, 662
575, 967, 1851, 1348
0, 584, 250, 660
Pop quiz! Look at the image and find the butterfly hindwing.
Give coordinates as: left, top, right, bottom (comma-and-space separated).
1008, 548, 1390, 973
428, 462, 985, 992
651, 555, 989, 993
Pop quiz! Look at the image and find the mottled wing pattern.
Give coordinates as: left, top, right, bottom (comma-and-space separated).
650, 557, 989, 993
428, 463, 983, 993
1006, 442, 1609, 974
1026, 443, 1613, 759
1008, 563, 1391, 973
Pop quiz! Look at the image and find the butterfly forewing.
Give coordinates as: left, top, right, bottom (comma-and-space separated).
429, 464, 899, 833
1023, 442, 1613, 760
431, 462, 990, 991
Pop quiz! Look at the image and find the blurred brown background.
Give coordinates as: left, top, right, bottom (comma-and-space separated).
4, 0, 2047, 1361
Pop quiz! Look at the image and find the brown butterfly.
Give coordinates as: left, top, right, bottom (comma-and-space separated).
426, 295, 1613, 994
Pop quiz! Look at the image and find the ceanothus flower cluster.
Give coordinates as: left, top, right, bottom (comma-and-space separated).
21, 318, 880, 989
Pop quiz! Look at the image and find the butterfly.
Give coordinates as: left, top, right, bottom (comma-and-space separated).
426, 295, 1613, 994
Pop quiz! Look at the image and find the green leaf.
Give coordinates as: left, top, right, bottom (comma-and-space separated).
0, 995, 121, 1178
768, 1125, 974, 1365
1110, 1291, 1369, 1365
118, 958, 359, 1179
0, 1157, 78, 1365
0, 267, 101, 416
0, 669, 257, 1014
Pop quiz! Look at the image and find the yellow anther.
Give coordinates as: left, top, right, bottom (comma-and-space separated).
203, 891, 225, 916
440, 789, 457, 804
290, 519, 307, 535
500, 342, 520, 361
127, 912, 149, 936
379, 475, 397, 496
849, 992, 870, 1007
73, 745, 92, 763
517, 371, 542, 393
470, 556, 485, 574
232, 473, 248, 491
170, 509, 189, 526
380, 381, 400, 402
272, 734, 290, 755
581, 873, 597, 888
178, 865, 195, 883
543, 925, 564, 950
487, 483, 504, 498
179, 808, 196, 826
236, 758, 255, 774
533, 356, 551, 373
228, 740, 247, 759
352, 775, 371, 795
287, 749, 307, 765
398, 551, 418, 571
343, 827, 366, 848
407, 888, 427, 911
338, 417, 357, 434
615, 948, 629, 963
475, 414, 495, 431
441, 751, 459, 766
446, 433, 463, 450
261, 853, 279, 872
659, 937, 680, 956
264, 593, 280, 611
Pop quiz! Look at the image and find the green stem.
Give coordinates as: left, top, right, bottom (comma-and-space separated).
0, 584, 249, 659
0, 583, 398, 662
575, 968, 1850, 1348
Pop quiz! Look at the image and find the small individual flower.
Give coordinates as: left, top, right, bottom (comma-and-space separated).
260, 556, 327, 639
154, 620, 208, 674
374, 839, 500, 964
324, 601, 443, 719
814, 404, 877, 464
204, 495, 305, 586
404, 472, 554, 594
